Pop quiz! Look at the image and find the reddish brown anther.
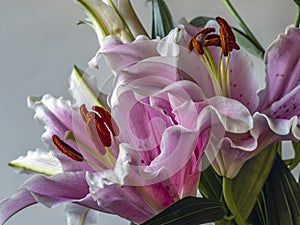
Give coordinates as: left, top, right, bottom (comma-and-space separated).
216, 17, 240, 56
188, 27, 217, 55
188, 38, 204, 55
86, 111, 111, 149
80, 104, 89, 123
203, 34, 221, 47
80, 104, 120, 154
92, 106, 119, 136
52, 135, 83, 162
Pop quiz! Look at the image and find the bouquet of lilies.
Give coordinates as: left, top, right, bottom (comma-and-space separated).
1, 1, 300, 225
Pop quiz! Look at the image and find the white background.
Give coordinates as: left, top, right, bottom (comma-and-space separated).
0, 0, 297, 224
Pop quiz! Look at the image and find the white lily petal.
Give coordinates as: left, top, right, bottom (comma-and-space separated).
157, 26, 187, 57
9, 149, 63, 176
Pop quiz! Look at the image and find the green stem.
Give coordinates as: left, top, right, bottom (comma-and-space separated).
222, 0, 265, 54
223, 177, 247, 225
294, 7, 300, 28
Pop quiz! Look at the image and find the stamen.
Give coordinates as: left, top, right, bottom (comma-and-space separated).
65, 131, 114, 170
80, 104, 89, 123
188, 28, 216, 55
193, 27, 216, 39
203, 34, 221, 47
86, 112, 111, 155
188, 38, 204, 55
92, 106, 119, 136
52, 135, 83, 162
216, 17, 240, 56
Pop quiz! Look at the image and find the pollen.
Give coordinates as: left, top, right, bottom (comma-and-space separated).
216, 17, 240, 56
80, 105, 120, 156
80, 104, 89, 123
86, 111, 111, 155
52, 135, 84, 162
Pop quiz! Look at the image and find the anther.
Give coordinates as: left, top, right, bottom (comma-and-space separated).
216, 17, 240, 56
193, 27, 216, 39
52, 135, 83, 162
188, 38, 204, 55
203, 34, 221, 47
188, 28, 217, 55
92, 106, 119, 136
86, 112, 111, 155
80, 104, 89, 123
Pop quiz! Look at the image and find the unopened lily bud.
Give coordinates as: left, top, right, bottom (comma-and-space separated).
76, 0, 130, 45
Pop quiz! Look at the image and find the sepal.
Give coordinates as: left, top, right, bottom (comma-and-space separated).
8, 149, 63, 176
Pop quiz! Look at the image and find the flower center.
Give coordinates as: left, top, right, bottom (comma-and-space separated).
188, 16, 240, 97
52, 105, 120, 171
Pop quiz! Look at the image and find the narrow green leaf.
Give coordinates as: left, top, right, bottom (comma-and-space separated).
221, 0, 265, 56
248, 190, 268, 225
151, 0, 174, 38
232, 28, 264, 59
189, 16, 214, 28
130, 222, 137, 225
265, 156, 300, 225
141, 197, 226, 225
230, 144, 278, 220
289, 141, 300, 170
199, 164, 223, 201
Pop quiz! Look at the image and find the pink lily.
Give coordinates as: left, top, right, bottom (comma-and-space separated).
0, 56, 240, 224
94, 19, 300, 178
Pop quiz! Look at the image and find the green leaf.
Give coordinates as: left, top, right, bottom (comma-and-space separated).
189, 16, 214, 27
199, 164, 223, 201
289, 141, 300, 170
265, 156, 300, 225
232, 28, 264, 59
230, 144, 278, 220
141, 197, 226, 225
151, 0, 174, 38
248, 190, 268, 225
130, 222, 137, 225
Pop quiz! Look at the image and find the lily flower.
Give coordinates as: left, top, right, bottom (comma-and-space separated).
0, 60, 227, 224
93, 18, 300, 178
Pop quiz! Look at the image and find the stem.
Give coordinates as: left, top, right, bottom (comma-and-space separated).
222, 0, 265, 54
223, 177, 247, 225
294, 7, 300, 28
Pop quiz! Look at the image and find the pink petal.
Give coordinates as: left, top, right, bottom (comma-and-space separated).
0, 190, 36, 225
259, 27, 300, 110
228, 50, 259, 113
